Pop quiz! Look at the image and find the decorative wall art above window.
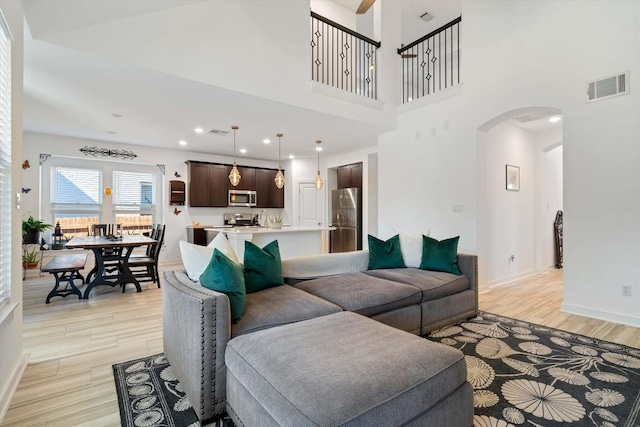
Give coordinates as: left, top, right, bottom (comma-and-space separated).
80, 146, 138, 160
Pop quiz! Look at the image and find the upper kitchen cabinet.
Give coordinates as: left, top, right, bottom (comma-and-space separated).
337, 162, 363, 189
187, 161, 228, 207
228, 166, 256, 191
256, 168, 285, 208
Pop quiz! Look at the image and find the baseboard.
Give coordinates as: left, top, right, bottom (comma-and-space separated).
0, 353, 28, 424
561, 303, 640, 328
486, 270, 537, 288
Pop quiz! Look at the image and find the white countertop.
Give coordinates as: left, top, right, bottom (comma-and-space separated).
204, 225, 335, 234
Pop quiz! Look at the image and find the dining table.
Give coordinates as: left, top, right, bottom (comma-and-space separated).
64, 234, 157, 299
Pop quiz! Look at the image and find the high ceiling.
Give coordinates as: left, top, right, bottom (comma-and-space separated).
22, 0, 556, 162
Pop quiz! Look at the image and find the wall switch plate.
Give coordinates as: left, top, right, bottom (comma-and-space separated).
452, 204, 463, 213
622, 285, 632, 297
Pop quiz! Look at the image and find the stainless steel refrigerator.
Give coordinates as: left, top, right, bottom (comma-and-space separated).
330, 188, 362, 253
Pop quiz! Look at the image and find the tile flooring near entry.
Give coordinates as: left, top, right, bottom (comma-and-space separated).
3, 266, 640, 426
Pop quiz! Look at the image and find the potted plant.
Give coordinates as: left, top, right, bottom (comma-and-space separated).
22, 214, 52, 244
22, 246, 40, 269
268, 214, 283, 229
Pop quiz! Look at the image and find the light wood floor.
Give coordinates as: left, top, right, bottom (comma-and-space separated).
3, 267, 639, 426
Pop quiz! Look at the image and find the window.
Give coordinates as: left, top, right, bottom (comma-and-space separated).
51, 166, 101, 238
0, 10, 10, 309
42, 158, 162, 241
113, 170, 155, 234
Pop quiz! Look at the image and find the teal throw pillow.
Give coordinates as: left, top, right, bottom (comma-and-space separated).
200, 249, 246, 323
244, 240, 283, 293
419, 235, 462, 275
368, 234, 406, 270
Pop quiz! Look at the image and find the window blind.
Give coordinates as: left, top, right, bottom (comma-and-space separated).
0, 11, 11, 309
113, 170, 156, 211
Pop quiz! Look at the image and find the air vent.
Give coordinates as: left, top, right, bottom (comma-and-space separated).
208, 129, 229, 136
420, 11, 433, 23
587, 71, 629, 103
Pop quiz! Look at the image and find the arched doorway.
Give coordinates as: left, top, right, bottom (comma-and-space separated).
477, 107, 563, 287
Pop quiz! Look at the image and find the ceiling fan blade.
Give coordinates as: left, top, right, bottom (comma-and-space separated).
401, 54, 418, 59
356, 0, 375, 15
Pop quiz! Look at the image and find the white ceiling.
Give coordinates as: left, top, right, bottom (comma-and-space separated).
21, 0, 556, 163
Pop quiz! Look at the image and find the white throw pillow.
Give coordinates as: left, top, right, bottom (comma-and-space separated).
207, 233, 239, 264
180, 234, 239, 281
399, 232, 428, 268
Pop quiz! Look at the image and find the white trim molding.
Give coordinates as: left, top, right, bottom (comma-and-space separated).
561, 303, 640, 328
0, 352, 27, 424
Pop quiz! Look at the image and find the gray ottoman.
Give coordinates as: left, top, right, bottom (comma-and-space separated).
225, 311, 472, 426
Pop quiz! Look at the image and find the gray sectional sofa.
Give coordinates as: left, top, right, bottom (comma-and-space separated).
163, 249, 478, 424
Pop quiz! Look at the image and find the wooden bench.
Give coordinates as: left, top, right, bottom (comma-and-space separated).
42, 254, 87, 304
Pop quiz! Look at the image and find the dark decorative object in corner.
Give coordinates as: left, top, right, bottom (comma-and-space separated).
174, 207, 182, 215
80, 146, 138, 160
21, 187, 31, 193
39, 153, 51, 165
22, 160, 30, 169
174, 171, 181, 178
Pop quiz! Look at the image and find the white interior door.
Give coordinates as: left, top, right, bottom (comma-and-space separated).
299, 182, 321, 226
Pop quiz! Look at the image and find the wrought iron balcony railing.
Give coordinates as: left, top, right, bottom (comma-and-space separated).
398, 17, 461, 104
310, 12, 381, 99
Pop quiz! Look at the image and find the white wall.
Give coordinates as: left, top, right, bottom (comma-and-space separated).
378, 0, 640, 327
485, 122, 537, 285
22, 132, 287, 265
0, 0, 25, 422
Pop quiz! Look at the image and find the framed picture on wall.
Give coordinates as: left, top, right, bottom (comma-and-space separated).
506, 165, 520, 191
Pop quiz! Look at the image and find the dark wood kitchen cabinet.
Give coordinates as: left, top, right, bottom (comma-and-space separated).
187, 162, 228, 207
256, 169, 285, 208
228, 166, 256, 191
337, 162, 363, 189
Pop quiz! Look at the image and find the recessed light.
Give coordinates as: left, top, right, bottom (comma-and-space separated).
240, 148, 247, 154
110, 113, 123, 118
263, 138, 271, 144
108, 130, 117, 135
179, 140, 187, 146
194, 127, 204, 134
288, 155, 295, 159
548, 116, 561, 123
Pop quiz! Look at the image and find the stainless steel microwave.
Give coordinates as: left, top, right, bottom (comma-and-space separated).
228, 189, 257, 207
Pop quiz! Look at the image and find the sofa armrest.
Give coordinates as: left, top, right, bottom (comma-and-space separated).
457, 253, 479, 311
162, 270, 231, 422
282, 250, 369, 282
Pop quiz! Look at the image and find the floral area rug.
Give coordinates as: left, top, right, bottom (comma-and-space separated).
429, 312, 640, 427
113, 312, 640, 427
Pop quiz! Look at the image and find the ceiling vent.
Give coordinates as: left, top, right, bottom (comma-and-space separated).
587, 71, 629, 103
208, 129, 229, 136
420, 11, 433, 23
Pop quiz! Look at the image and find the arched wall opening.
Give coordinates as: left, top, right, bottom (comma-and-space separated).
477, 107, 563, 287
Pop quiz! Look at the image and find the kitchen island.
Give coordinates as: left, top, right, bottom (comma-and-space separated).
204, 226, 335, 259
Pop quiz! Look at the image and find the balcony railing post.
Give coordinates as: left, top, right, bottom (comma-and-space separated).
310, 12, 380, 99
398, 16, 461, 104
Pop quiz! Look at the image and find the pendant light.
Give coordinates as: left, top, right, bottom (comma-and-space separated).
229, 125, 241, 187
314, 140, 324, 190
274, 133, 285, 189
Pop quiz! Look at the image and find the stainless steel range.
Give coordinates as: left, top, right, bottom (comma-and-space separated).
224, 213, 259, 227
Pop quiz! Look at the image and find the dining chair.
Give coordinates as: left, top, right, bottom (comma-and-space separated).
128, 224, 166, 289
91, 223, 123, 237
87, 223, 124, 282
